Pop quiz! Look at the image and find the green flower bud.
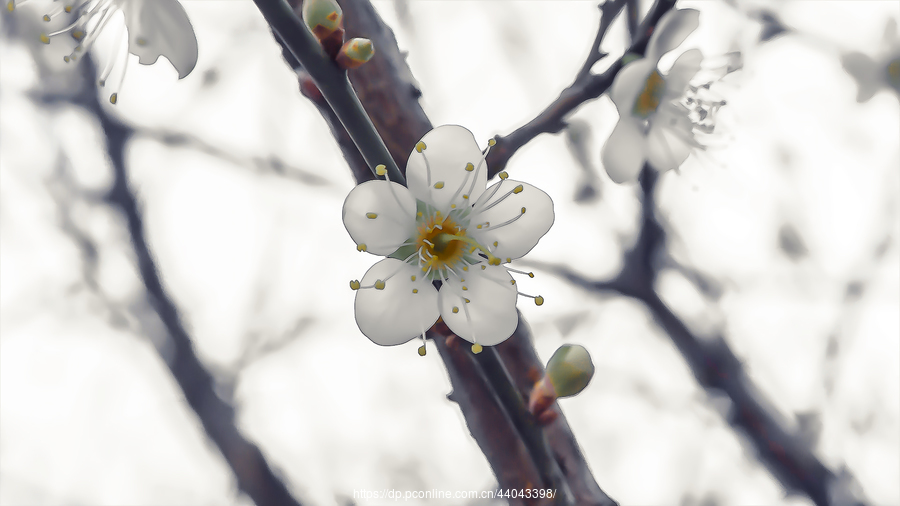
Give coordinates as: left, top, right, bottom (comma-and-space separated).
336, 38, 375, 70
302, 0, 343, 40
546, 344, 594, 398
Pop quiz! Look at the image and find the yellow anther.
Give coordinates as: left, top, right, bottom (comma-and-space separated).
375, 164, 387, 176
72, 30, 84, 40
109, 93, 117, 105
462, 286, 468, 291
488, 139, 496, 147
510, 280, 516, 285
418, 345, 426, 356
506, 257, 511, 263
357, 243, 367, 252
411, 275, 416, 281
465, 163, 475, 172
462, 266, 468, 271
63, 56, 70, 63
417, 212, 423, 217
472, 343, 483, 354
374, 279, 386, 290
412, 288, 418, 294
481, 265, 486, 270
349, 280, 361, 290
450, 204, 456, 209
528, 272, 534, 278
499, 171, 509, 180
464, 298, 470, 303
415, 141, 426, 153
477, 225, 483, 229
489, 257, 501, 266
42, 14, 50, 21
493, 241, 498, 247
39, 34, 50, 44
460, 278, 465, 282
70, 54, 77, 61
513, 185, 524, 194
7, 1, 14, 12
366, 212, 377, 219
463, 194, 469, 199
64, 5, 72, 13
521, 207, 526, 214
534, 296, 544, 306
452, 306, 459, 313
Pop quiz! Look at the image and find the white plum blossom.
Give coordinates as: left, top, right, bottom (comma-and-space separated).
343, 126, 554, 354
9, 0, 198, 103
601, 8, 725, 183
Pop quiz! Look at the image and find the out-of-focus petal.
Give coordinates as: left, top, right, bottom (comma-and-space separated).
469, 180, 554, 262
343, 180, 417, 255
646, 119, 694, 172
841, 52, 880, 102
123, 0, 198, 78
647, 8, 700, 59
355, 259, 439, 345
601, 116, 646, 184
406, 125, 488, 211
438, 267, 518, 345
664, 48, 703, 98
611, 59, 655, 111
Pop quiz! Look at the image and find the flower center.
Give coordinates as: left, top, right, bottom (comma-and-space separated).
633, 69, 667, 119
416, 215, 466, 269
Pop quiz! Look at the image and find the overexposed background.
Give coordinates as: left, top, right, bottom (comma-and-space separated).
1, 0, 898, 505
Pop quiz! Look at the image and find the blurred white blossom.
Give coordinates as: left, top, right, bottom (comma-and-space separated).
10, 0, 198, 102
842, 18, 900, 102
602, 8, 727, 183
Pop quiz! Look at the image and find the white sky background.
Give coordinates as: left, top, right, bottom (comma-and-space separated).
0, 0, 898, 505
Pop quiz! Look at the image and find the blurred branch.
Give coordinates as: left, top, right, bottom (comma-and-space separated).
528, 167, 868, 506
70, 62, 304, 506
575, 0, 627, 81
276, 0, 616, 503
486, 0, 677, 177
138, 128, 334, 188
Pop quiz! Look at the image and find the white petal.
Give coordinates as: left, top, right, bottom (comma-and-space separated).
611, 59, 656, 111
355, 259, 440, 346
646, 119, 694, 172
468, 180, 554, 262
601, 116, 646, 184
123, 0, 199, 79
647, 8, 700, 59
438, 267, 518, 346
343, 180, 417, 255
664, 49, 703, 97
406, 125, 488, 212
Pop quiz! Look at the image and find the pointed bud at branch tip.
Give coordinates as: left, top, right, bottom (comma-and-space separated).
302, 0, 343, 40
337, 38, 375, 70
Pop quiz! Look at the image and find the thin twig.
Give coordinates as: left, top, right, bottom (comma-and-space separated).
486, 0, 677, 177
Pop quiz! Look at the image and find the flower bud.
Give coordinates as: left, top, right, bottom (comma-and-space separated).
302, 0, 343, 40
528, 344, 594, 424
336, 38, 375, 70
546, 344, 594, 398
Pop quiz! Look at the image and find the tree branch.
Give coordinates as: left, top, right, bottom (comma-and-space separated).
77, 63, 304, 506
486, 0, 677, 178
278, 0, 617, 503
528, 165, 869, 506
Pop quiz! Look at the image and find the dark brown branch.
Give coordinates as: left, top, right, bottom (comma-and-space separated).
486, 0, 677, 178
282, 0, 616, 503
75, 62, 303, 506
